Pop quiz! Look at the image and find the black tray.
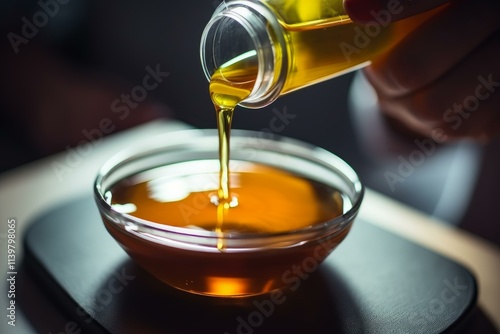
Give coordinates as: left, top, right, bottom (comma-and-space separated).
23, 196, 478, 333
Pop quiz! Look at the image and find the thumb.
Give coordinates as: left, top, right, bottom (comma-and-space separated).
343, 0, 451, 23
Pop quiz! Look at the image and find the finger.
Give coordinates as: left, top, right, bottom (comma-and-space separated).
375, 32, 500, 141
381, 88, 500, 141
344, 0, 450, 23
364, 0, 500, 98
379, 99, 443, 139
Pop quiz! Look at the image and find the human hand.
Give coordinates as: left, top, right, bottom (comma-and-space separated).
344, 0, 500, 142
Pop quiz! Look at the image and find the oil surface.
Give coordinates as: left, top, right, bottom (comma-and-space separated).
105, 161, 347, 296
109, 161, 344, 233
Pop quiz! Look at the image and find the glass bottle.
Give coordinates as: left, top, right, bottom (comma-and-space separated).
200, 0, 439, 108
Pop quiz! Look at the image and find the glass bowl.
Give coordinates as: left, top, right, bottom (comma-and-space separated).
94, 129, 363, 297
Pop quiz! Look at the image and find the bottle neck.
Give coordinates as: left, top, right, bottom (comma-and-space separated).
200, 1, 288, 108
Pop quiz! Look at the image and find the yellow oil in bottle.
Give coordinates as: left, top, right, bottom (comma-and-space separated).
264, 0, 441, 93
202, 0, 442, 105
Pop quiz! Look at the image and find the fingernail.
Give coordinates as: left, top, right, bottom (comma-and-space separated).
344, 0, 384, 23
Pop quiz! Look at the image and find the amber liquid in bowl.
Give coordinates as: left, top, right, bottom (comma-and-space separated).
102, 161, 351, 297
101, 23, 358, 297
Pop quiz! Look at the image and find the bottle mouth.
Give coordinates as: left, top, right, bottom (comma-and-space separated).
200, 1, 287, 108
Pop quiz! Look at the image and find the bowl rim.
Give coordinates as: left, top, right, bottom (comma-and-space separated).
93, 129, 364, 243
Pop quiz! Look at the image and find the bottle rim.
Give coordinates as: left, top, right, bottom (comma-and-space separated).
200, 1, 288, 108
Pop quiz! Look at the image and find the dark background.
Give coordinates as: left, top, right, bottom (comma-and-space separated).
1, 0, 498, 245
